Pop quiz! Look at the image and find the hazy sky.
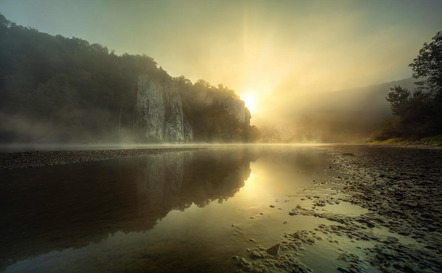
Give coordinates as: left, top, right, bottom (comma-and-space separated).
1, 0, 441, 124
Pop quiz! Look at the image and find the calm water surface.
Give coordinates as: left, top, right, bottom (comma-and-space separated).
0, 145, 342, 273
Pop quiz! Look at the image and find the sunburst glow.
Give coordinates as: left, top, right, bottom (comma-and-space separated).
241, 94, 255, 113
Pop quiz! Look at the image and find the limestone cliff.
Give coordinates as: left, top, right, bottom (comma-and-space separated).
216, 96, 251, 124
201, 91, 251, 124
136, 75, 193, 142
136, 75, 253, 142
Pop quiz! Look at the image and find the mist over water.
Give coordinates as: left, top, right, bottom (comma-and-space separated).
0, 142, 330, 152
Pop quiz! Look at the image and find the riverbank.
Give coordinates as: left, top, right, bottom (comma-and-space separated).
0, 148, 203, 169
369, 135, 442, 146
235, 145, 442, 273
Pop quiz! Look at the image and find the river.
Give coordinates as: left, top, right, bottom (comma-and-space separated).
0, 144, 440, 272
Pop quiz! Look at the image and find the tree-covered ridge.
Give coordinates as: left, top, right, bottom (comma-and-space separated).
0, 14, 259, 143
372, 31, 442, 140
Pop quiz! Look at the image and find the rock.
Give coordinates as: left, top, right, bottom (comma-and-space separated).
266, 244, 280, 256
239, 257, 251, 266
250, 250, 265, 259
234, 146, 442, 273
136, 75, 193, 142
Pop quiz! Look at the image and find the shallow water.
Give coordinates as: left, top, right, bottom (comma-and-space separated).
1, 144, 434, 272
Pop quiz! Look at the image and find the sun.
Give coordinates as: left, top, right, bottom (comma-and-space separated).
241, 93, 255, 113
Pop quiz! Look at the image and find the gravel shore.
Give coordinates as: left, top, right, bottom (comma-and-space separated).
235, 145, 442, 273
0, 148, 202, 169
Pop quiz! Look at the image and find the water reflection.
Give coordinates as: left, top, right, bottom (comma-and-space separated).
0, 149, 254, 271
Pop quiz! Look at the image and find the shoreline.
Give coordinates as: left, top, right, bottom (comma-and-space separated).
368, 135, 442, 147
2, 143, 441, 169
367, 143, 442, 150
234, 145, 442, 272
0, 148, 204, 169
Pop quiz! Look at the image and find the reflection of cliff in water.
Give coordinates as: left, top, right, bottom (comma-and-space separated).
0, 149, 253, 270
135, 150, 252, 220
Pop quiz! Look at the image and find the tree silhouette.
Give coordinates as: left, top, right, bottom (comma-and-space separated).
409, 31, 442, 96
378, 31, 442, 140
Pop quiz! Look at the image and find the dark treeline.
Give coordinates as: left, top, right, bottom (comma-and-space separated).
175, 78, 260, 142
0, 14, 259, 143
371, 31, 442, 141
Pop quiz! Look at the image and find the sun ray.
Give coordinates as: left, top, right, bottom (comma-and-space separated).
241, 93, 255, 113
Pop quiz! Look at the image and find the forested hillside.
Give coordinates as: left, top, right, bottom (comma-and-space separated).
0, 14, 259, 143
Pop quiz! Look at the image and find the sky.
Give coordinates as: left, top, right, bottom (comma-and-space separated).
1, 0, 441, 125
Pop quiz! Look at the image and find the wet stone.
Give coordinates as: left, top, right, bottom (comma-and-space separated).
250, 250, 265, 259
266, 244, 280, 256
235, 146, 442, 273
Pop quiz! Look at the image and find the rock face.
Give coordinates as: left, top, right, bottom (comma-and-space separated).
136, 75, 193, 142
217, 96, 251, 124
136, 75, 251, 142
202, 92, 251, 124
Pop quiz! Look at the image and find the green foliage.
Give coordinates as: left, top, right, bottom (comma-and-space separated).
385, 86, 410, 116
409, 31, 442, 96
245, 125, 261, 143
375, 31, 442, 140
0, 18, 153, 142
0, 14, 255, 143
370, 137, 408, 145
419, 135, 442, 145
176, 77, 255, 142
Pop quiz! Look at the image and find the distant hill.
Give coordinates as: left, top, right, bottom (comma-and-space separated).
314, 78, 415, 113
296, 78, 415, 142
261, 79, 415, 143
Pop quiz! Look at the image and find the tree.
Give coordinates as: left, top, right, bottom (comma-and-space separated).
386, 85, 410, 116
380, 31, 442, 139
0, 13, 258, 143
409, 31, 442, 96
